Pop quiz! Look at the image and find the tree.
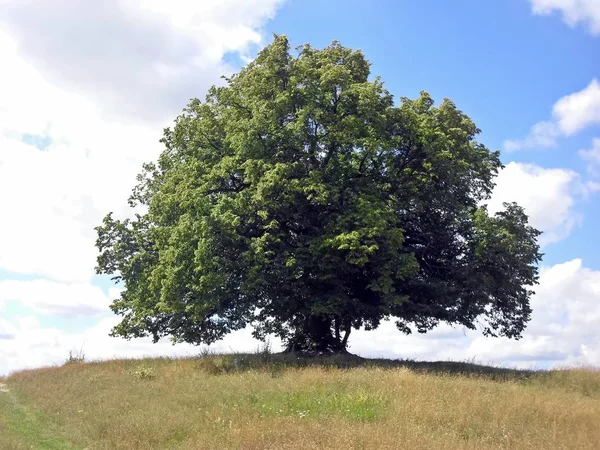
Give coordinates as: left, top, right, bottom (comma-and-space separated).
95, 36, 542, 354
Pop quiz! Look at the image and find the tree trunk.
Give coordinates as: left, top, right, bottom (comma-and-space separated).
341, 324, 351, 348
285, 316, 349, 354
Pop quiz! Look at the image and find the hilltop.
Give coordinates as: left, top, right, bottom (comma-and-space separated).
1, 353, 599, 449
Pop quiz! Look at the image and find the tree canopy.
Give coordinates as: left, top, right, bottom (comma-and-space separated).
95, 36, 542, 354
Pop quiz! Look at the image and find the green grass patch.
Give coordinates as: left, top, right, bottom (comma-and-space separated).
0, 386, 79, 450
246, 387, 389, 421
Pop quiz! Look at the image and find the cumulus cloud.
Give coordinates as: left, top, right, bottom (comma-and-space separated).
0, 0, 283, 283
0, 0, 283, 125
530, 0, 600, 35
0, 43, 163, 281
0, 315, 282, 376
3, 258, 600, 375
351, 258, 600, 369
0, 279, 112, 316
465, 259, 600, 367
504, 79, 600, 151
486, 162, 581, 245
579, 137, 600, 176
504, 121, 560, 152
0, 318, 16, 340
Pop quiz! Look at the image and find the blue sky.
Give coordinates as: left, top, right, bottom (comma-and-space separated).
1, 0, 600, 374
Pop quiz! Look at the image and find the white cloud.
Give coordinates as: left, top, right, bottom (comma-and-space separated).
530, 0, 600, 35
504, 121, 560, 152
504, 79, 600, 151
0, 0, 283, 125
17, 316, 40, 331
579, 137, 600, 175
2, 258, 600, 374
553, 79, 600, 135
0, 318, 16, 340
586, 180, 600, 192
0, 315, 282, 376
352, 258, 600, 369
0, 279, 112, 316
465, 259, 600, 367
0, 56, 163, 281
487, 162, 581, 245
0, 1, 283, 283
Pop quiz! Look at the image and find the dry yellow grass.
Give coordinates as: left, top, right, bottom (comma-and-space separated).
1, 354, 599, 449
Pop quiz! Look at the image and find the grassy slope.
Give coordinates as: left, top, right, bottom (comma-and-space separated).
1, 354, 599, 450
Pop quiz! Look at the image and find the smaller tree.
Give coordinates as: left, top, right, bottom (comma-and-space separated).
96, 36, 542, 354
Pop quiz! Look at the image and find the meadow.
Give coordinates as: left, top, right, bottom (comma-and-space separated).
1, 353, 599, 449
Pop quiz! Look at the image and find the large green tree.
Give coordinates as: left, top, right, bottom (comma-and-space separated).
96, 36, 542, 354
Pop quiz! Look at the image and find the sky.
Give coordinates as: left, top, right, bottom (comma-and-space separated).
1, 0, 600, 375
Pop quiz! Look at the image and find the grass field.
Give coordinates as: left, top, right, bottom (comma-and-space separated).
1, 353, 599, 449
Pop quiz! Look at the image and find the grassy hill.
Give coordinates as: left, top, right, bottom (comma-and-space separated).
1, 353, 599, 449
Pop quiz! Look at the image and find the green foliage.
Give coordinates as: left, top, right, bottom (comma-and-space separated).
95, 36, 542, 353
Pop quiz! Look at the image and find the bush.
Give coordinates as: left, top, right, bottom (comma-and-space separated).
65, 348, 85, 364
129, 365, 156, 381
